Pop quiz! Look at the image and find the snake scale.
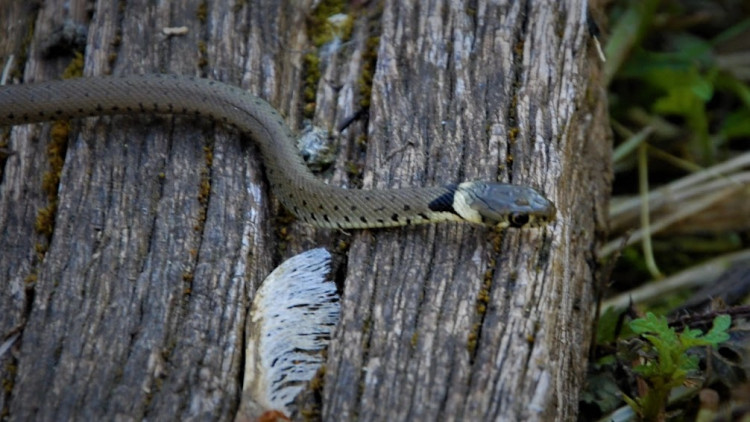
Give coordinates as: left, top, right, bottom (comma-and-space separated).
0, 75, 556, 229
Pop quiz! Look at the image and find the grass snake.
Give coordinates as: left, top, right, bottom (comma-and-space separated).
0, 75, 556, 229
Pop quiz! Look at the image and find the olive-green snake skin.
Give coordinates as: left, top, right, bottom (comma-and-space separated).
0, 75, 556, 229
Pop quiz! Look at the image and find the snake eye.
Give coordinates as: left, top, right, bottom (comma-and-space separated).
509, 213, 530, 228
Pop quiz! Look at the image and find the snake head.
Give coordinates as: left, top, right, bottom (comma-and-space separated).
453, 181, 556, 228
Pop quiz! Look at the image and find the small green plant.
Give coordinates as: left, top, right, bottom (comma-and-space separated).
623, 312, 731, 421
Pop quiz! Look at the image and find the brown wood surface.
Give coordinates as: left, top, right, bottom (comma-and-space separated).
0, 0, 610, 420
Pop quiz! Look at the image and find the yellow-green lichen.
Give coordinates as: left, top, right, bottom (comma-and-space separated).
196, 1, 208, 23
508, 126, 520, 142
468, 252, 499, 355
475, 269, 493, 315
34, 207, 56, 238
34, 119, 71, 238
335, 239, 349, 253
302, 0, 354, 118
194, 144, 213, 231
466, 322, 481, 356
299, 365, 327, 421
302, 53, 321, 118
61, 52, 85, 79
197, 41, 209, 70
2, 361, 17, 396
307, 0, 350, 47
24, 270, 38, 285
358, 36, 379, 109
274, 207, 296, 255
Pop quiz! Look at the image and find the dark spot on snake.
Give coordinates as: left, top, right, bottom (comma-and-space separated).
391, 214, 399, 222
418, 213, 429, 220
126, 106, 133, 112
55, 109, 63, 115
344, 216, 350, 223
110, 106, 120, 112
377, 219, 384, 224
22, 113, 29, 121
350, 205, 357, 211
405, 218, 412, 225
360, 216, 367, 223
293, 206, 299, 214
403, 205, 411, 211
323, 215, 330, 223
318, 204, 324, 210
310, 213, 317, 221
6, 112, 14, 119
38, 111, 45, 117
95, 104, 103, 112
428, 186, 458, 214
333, 205, 339, 211
78, 108, 84, 113
152, 103, 159, 111
365, 196, 371, 201
138, 103, 145, 111
302, 200, 307, 206
194, 110, 201, 116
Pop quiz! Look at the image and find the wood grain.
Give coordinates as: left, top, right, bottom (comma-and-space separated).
0, 0, 610, 420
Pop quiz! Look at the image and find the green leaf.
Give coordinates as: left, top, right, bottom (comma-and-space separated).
680, 354, 700, 373
631, 313, 679, 346
630, 312, 666, 334
597, 306, 624, 344
604, 0, 661, 84
634, 362, 658, 378
680, 327, 713, 348
704, 315, 732, 344
690, 76, 714, 102
621, 393, 643, 416
653, 87, 702, 115
670, 33, 713, 64
720, 109, 750, 140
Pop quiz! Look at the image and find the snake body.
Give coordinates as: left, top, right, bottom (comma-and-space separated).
0, 75, 555, 229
